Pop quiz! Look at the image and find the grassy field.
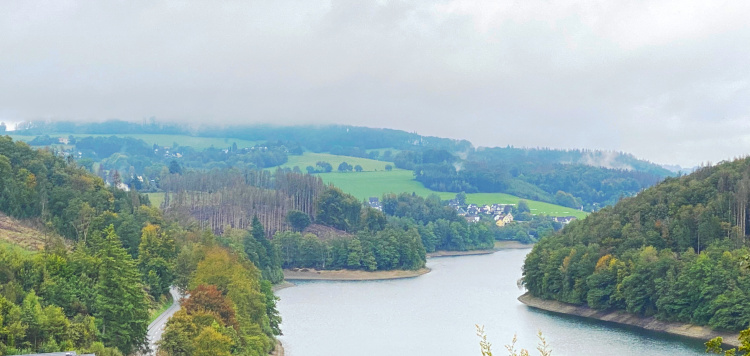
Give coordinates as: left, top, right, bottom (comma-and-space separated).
280, 152, 393, 172
146, 192, 166, 209
318, 170, 588, 218
7, 133, 259, 150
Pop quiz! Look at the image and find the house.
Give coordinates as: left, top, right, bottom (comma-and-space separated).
491, 203, 513, 214
554, 216, 577, 225
456, 208, 468, 216
464, 215, 480, 223
57, 137, 70, 145
494, 213, 514, 227
368, 197, 382, 211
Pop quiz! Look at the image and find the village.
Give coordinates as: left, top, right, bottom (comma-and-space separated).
367, 197, 578, 228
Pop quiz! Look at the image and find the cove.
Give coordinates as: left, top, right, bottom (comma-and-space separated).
276, 249, 706, 356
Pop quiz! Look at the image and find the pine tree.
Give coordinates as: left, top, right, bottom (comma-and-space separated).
93, 225, 150, 354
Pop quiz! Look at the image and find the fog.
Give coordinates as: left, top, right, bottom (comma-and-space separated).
2, 1, 750, 166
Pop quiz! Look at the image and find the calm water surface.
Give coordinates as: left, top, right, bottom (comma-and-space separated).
277, 249, 705, 356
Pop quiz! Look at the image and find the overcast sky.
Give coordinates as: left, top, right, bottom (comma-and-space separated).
2, 1, 749, 167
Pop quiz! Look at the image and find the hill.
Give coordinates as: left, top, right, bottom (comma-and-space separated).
523, 158, 750, 332
0, 136, 282, 356
8, 120, 673, 211
318, 170, 588, 219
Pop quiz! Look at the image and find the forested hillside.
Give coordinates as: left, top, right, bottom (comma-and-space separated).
9, 120, 671, 212
523, 157, 750, 332
398, 147, 668, 210
0, 137, 281, 355
158, 167, 496, 272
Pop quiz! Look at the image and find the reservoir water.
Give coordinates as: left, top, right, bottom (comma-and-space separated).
277, 249, 706, 356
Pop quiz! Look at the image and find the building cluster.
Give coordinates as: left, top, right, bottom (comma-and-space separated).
153, 145, 182, 158
368, 197, 383, 211
367, 197, 577, 227
447, 200, 516, 226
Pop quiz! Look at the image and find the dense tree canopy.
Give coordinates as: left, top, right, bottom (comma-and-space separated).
523, 157, 750, 332
161, 243, 280, 356
0, 137, 284, 355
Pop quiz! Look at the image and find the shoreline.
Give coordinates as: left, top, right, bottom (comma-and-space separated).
517, 292, 741, 348
283, 267, 431, 281
427, 240, 533, 258
427, 249, 495, 257
279, 241, 533, 283
272, 281, 296, 292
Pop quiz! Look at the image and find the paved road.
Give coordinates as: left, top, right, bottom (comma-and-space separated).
146, 287, 182, 355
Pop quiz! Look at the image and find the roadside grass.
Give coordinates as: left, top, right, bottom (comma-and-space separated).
7, 133, 259, 150
318, 170, 588, 218
149, 294, 174, 324
280, 152, 393, 172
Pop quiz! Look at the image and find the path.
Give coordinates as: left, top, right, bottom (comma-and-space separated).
146, 287, 182, 355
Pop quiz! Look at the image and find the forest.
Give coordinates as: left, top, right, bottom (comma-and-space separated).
522, 157, 750, 332
26, 134, 291, 190
0, 137, 281, 355
397, 148, 668, 211
158, 167, 497, 273
11, 120, 672, 214
13, 120, 472, 155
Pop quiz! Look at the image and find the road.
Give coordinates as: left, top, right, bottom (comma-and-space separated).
146, 287, 182, 355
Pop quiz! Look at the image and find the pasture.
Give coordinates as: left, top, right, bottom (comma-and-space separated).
318, 170, 588, 218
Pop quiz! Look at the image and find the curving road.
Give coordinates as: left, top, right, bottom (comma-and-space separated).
146, 287, 182, 355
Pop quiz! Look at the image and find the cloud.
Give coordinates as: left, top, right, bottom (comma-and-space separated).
1, 0, 749, 167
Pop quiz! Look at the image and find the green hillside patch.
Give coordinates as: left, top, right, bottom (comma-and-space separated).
461, 193, 588, 219
318, 170, 587, 218
146, 192, 166, 209
281, 152, 393, 171
0, 213, 49, 253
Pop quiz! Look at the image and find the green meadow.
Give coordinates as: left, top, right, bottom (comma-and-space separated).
280, 152, 392, 172
146, 192, 166, 209
318, 170, 588, 218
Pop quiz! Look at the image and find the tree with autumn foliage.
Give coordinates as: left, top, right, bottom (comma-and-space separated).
160, 243, 280, 355
181, 285, 238, 329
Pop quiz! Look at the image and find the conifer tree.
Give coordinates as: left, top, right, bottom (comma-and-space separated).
93, 225, 150, 354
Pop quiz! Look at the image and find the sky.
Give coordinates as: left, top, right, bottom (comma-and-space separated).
1, 1, 749, 167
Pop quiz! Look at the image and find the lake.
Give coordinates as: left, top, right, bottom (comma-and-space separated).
276, 249, 706, 356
